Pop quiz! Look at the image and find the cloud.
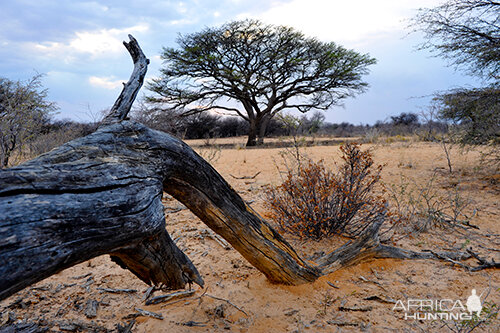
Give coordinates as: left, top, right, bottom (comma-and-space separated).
255, 0, 437, 46
29, 24, 149, 61
88, 76, 124, 90
167, 18, 197, 26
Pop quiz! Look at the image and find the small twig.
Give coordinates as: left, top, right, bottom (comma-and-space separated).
55, 296, 72, 317
477, 244, 500, 252
164, 205, 186, 213
359, 275, 387, 291
116, 319, 135, 333
71, 273, 92, 280
327, 281, 339, 289
134, 308, 163, 320
338, 305, 373, 312
160, 287, 208, 308
31, 284, 52, 291
142, 286, 155, 301
363, 295, 397, 304
327, 320, 359, 327
200, 229, 231, 250
84, 299, 99, 319
205, 294, 248, 316
145, 289, 195, 305
229, 171, 261, 180
54, 283, 76, 293
180, 320, 207, 327
81, 276, 94, 291
370, 268, 381, 280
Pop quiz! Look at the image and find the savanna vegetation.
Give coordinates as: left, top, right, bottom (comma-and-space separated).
0, 1, 498, 332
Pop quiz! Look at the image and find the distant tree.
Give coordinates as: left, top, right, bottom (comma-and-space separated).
300, 111, 325, 135
183, 112, 220, 139
132, 103, 186, 138
148, 19, 376, 146
418, 106, 449, 141
434, 86, 499, 145
411, 0, 500, 81
412, 0, 499, 164
216, 117, 249, 138
28, 119, 97, 157
390, 112, 419, 127
0, 74, 56, 168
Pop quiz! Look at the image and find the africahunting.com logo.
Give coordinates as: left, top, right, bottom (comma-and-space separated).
393, 289, 483, 321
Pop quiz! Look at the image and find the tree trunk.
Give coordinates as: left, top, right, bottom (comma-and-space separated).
0, 35, 480, 303
257, 114, 271, 145
0, 139, 14, 169
0, 151, 7, 168
246, 118, 258, 146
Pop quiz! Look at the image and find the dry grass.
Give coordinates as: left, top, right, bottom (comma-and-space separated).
1, 139, 499, 332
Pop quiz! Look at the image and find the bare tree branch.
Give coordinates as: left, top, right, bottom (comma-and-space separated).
102, 35, 150, 124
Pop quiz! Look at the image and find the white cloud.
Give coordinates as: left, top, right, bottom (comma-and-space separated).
168, 18, 197, 26
177, 1, 187, 14
29, 24, 149, 60
255, 0, 437, 45
88, 76, 124, 90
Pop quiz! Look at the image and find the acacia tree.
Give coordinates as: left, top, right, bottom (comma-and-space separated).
147, 19, 376, 146
434, 86, 500, 145
411, 0, 500, 81
0, 74, 56, 168
412, 0, 499, 167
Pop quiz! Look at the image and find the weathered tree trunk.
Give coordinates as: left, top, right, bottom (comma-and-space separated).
0, 35, 482, 303
0, 36, 317, 301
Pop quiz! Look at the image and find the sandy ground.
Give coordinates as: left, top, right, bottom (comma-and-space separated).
1, 139, 499, 332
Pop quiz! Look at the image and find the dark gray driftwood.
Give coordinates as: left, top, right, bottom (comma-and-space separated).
0, 35, 485, 302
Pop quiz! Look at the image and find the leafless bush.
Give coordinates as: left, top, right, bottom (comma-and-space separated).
28, 121, 97, 158
385, 174, 476, 238
0, 74, 56, 168
196, 138, 221, 164
265, 142, 387, 239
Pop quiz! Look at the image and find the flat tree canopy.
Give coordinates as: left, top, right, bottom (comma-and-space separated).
147, 19, 376, 146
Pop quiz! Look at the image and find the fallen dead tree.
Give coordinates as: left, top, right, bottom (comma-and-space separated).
0, 36, 495, 302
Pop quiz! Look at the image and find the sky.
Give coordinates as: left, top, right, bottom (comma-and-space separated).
0, 0, 482, 124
